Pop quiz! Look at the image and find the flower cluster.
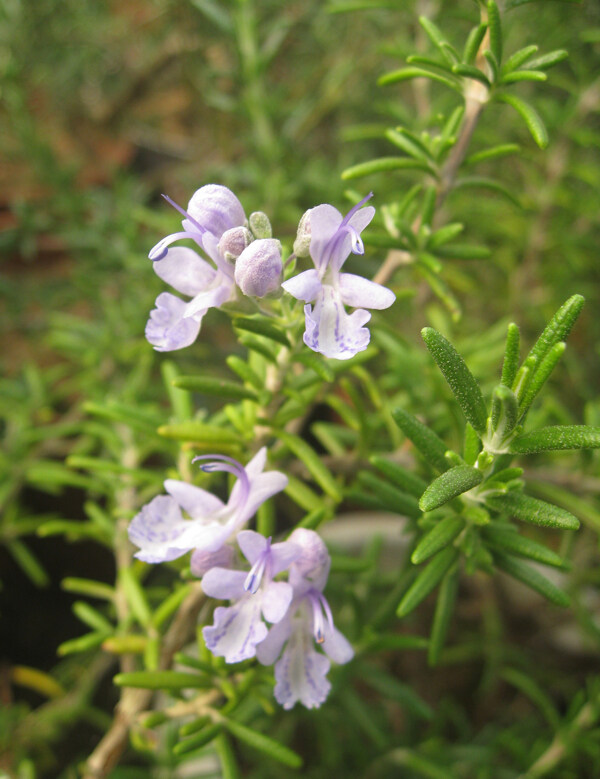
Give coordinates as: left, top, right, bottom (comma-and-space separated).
128, 449, 353, 709
146, 184, 395, 359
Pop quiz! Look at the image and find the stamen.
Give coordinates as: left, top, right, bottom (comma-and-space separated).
243, 538, 272, 594
162, 194, 207, 235
191, 454, 250, 516
339, 191, 373, 229
307, 588, 333, 644
321, 192, 373, 272
347, 226, 364, 255
148, 231, 203, 261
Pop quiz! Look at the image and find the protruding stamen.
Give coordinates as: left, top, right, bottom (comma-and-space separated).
321, 192, 373, 272
162, 194, 207, 236
192, 454, 251, 517
347, 226, 364, 255
307, 588, 334, 644
243, 538, 272, 594
148, 231, 203, 261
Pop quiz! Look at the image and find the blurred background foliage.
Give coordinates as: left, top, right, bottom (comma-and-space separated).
2, 0, 600, 777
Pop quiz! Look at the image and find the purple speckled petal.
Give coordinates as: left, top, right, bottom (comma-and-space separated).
322, 624, 354, 664
256, 612, 292, 666
201, 567, 247, 600
145, 293, 203, 352
338, 273, 396, 310
128, 495, 193, 563
187, 184, 245, 240
281, 269, 322, 303
261, 581, 293, 624
273, 626, 331, 710
203, 596, 268, 663
153, 248, 217, 297
191, 544, 234, 577
164, 479, 224, 518
303, 287, 371, 360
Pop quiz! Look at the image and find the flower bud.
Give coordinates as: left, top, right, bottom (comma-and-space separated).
293, 209, 312, 258
235, 239, 283, 298
248, 211, 273, 239
187, 184, 245, 239
218, 226, 253, 262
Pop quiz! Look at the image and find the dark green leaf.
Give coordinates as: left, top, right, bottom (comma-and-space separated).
420, 466, 483, 512
435, 243, 491, 260
501, 322, 520, 388
523, 294, 584, 369
378, 67, 462, 92
174, 724, 222, 755
486, 492, 580, 530
502, 44, 539, 73
487, 1, 503, 64
428, 564, 460, 665
342, 157, 434, 180
490, 384, 518, 438
501, 70, 547, 84
526, 49, 569, 70
484, 525, 567, 568
454, 175, 522, 207
463, 23, 488, 65
175, 375, 260, 401
358, 472, 421, 518
397, 547, 459, 617
496, 93, 548, 148
452, 64, 491, 87
223, 719, 303, 768
518, 342, 565, 417
465, 144, 520, 165
493, 552, 570, 607
392, 407, 450, 472
510, 425, 600, 454
278, 432, 342, 501
419, 16, 458, 64
370, 455, 428, 497
233, 317, 290, 346
412, 516, 465, 564
421, 328, 488, 434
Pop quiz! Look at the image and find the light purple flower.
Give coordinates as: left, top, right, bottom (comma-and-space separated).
282, 193, 395, 360
256, 529, 354, 710
201, 530, 300, 663
128, 449, 287, 564
234, 238, 283, 298
145, 185, 245, 351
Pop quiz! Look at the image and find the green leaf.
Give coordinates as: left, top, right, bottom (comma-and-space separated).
215, 733, 241, 779
518, 342, 565, 417
523, 294, 584, 369
428, 223, 464, 248
174, 724, 222, 756
428, 564, 460, 665
397, 547, 459, 617
61, 578, 115, 601
391, 408, 449, 472
358, 472, 421, 518
222, 719, 303, 768
161, 360, 193, 421
483, 526, 567, 568
454, 175, 522, 207
342, 157, 433, 180
510, 425, 600, 454
7, 540, 49, 588
486, 492, 580, 530
72, 601, 112, 634
452, 63, 491, 87
239, 334, 278, 362
493, 552, 570, 607
58, 631, 106, 656
420, 466, 483, 512
435, 243, 491, 260
152, 584, 193, 630
412, 516, 465, 564
118, 568, 152, 627
501, 70, 547, 84
361, 665, 433, 719
378, 67, 462, 92
501, 323, 520, 388
421, 328, 488, 435
189, 0, 232, 31
502, 44, 539, 73
463, 23, 488, 65
278, 432, 342, 502
464, 423, 481, 466
487, 1, 503, 64
526, 49, 569, 71
419, 16, 458, 64
157, 423, 239, 445
490, 384, 518, 438
172, 375, 259, 401
369, 455, 428, 497
385, 128, 436, 162
295, 351, 335, 382
233, 317, 290, 346
496, 93, 548, 148
114, 671, 208, 689
226, 356, 264, 391
465, 143, 520, 165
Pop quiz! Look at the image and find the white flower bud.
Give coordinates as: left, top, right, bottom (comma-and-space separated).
293, 209, 312, 258
218, 226, 253, 262
248, 211, 272, 239
235, 238, 283, 298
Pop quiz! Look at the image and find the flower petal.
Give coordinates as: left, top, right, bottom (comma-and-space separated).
308, 204, 343, 269
183, 277, 232, 318
235, 471, 289, 526
191, 545, 234, 577
187, 184, 245, 240
281, 269, 322, 302
322, 625, 354, 664
128, 495, 192, 563
153, 247, 217, 297
203, 597, 267, 663
303, 287, 371, 360
339, 273, 396, 310
164, 479, 224, 518
273, 629, 331, 710
261, 581, 293, 624
201, 567, 247, 600
145, 293, 203, 352
270, 541, 302, 576
237, 529, 268, 565
256, 613, 292, 665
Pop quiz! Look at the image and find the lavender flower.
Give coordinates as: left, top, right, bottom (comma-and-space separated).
282, 193, 395, 360
256, 528, 354, 710
128, 449, 287, 564
145, 185, 245, 351
234, 238, 283, 298
201, 531, 300, 663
